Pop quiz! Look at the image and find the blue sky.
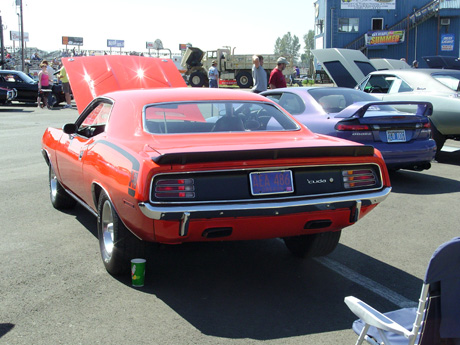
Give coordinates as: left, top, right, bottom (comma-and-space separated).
2, 0, 315, 55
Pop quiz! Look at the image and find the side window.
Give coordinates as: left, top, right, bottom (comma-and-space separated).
398, 80, 413, 92
78, 102, 112, 137
278, 93, 305, 115
364, 75, 391, 94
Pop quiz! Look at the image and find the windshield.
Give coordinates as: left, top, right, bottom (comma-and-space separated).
143, 101, 299, 134
308, 88, 395, 113
431, 72, 460, 91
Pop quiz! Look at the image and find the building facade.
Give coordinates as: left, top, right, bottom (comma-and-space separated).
314, 0, 460, 67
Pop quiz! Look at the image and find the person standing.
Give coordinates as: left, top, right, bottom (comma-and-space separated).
58, 65, 72, 109
208, 60, 219, 88
269, 57, 289, 89
251, 55, 267, 93
37, 63, 51, 108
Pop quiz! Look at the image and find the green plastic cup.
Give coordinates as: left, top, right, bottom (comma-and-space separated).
131, 258, 146, 287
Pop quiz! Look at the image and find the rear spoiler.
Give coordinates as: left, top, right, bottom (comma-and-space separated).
335, 101, 433, 119
152, 145, 375, 165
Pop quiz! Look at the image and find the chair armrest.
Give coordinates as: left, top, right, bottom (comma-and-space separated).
345, 296, 412, 337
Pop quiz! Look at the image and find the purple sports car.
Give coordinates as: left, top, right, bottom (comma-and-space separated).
262, 87, 436, 171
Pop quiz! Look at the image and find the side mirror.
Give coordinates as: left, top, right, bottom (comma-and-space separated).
62, 123, 77, 134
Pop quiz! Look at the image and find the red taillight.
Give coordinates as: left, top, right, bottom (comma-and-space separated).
155, 178, 195, 198
342, 169, 376, 189
336, 123, 370, 131
422, 122, 431, 129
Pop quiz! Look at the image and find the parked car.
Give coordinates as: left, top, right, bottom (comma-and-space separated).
261, 87, 436, 171
0, 70, 66, 106
0, 86, 17, 105
41, 55, 391, 275
312, 48, 460, 152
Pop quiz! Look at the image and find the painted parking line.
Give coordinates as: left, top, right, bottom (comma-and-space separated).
315, 257, 417, 308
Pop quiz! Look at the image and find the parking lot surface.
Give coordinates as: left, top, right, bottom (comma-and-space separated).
1, 104, 459, 344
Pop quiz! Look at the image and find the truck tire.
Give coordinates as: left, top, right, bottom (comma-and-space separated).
283, 230, 341, 258
189, 71, 206, 87
236, 71, 253, 88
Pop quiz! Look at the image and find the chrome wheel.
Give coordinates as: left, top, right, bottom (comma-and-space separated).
50, 167, 58, 203
48, 164, 76, 210
101, 200, 115, 263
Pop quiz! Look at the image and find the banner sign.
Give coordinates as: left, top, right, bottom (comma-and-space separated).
341, 0, 396, 10
179, 44, 189, 51
365, 30, 405, 46
107, 39, 124, 48
10, 31, 29, 42
146, 42, 154, 49
441, 34, 455, 52
62, 36, 83, 46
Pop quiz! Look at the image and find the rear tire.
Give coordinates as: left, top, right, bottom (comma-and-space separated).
97, 191, 145, 276
283, 231, 341, 258
49, 165, 76, 210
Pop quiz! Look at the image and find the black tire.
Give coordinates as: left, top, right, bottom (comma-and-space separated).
189, 71, 206, 87
236, 71, 253, 88
97, 191, 145, 276
49, 93, 59, 107
49, 165, 76, 210
283, 230, 341, 258
430, 121, 446, 154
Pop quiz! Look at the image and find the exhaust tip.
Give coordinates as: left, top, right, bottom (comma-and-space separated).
202, 227, 233, 239
304, 220, 333, 230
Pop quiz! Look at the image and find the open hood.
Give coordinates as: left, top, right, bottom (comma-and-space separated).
312, 49, 412, 88
63, 55, 186, 112
312, 48, 377, 88
370, 58, 410, 70
423, 56, 460, 70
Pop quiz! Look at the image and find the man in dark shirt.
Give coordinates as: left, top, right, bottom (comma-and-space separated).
269, 57, 288, 89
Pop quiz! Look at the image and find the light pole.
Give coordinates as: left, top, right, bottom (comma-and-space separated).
19, 0, 24, 72
0, 16, 4, 70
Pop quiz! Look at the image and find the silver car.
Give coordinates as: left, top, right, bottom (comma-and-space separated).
313, 48, 460, 152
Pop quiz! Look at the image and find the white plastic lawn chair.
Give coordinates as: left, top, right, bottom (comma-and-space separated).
345, 237, 460, 345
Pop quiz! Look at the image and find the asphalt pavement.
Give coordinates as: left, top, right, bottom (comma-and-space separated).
1, 103, 459, 345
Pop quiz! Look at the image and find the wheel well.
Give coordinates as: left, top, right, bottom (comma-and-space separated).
92, 183, 103, 210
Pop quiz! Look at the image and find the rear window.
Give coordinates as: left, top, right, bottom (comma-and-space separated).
143, 101, 299, 134
431, 72, 460, 91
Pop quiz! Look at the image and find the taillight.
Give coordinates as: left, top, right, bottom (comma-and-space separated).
422, 122, 431, 129
336, 123, 370, 131
342, 169, 376, 189
154, 179, 195, 198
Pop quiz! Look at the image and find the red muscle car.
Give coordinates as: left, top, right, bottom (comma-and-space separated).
42, 55, 391, 275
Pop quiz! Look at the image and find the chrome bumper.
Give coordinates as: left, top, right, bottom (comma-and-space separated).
138, 187, 391, 224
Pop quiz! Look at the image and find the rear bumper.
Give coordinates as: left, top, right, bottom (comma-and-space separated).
139, 187, 391, 235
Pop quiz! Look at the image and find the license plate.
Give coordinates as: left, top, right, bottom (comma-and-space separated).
250, 170, 294, 195
387, 130, 406, 143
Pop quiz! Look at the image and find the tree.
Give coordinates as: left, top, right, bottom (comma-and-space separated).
303, 30, 315, 76
274, 32, 301, 61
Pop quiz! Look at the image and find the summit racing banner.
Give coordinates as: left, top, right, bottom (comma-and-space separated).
365, 30, 405, 46
341, 0, 395, 10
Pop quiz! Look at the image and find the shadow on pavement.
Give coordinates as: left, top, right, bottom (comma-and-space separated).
389, 169, 460, 195
0, 323, 15, 339
107, 240, 422, 340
